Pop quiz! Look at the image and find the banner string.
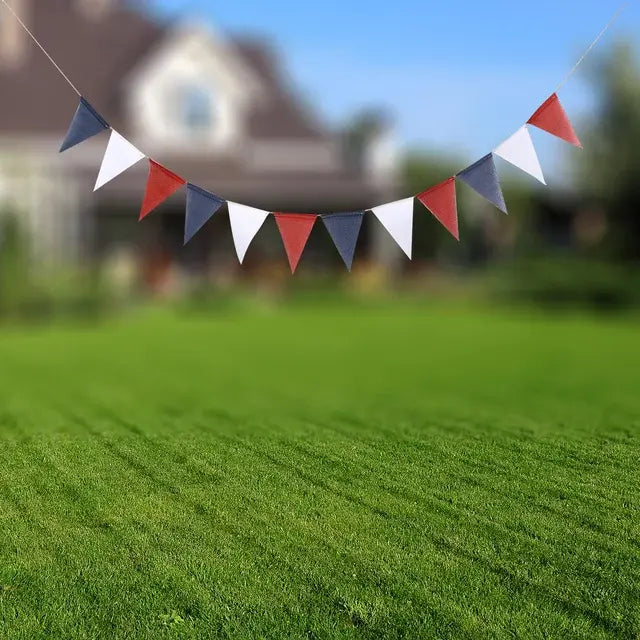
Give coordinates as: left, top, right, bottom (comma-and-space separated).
0, 0, 82, 97
555, 2, 627, 93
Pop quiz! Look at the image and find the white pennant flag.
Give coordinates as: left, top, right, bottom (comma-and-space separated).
94, 130, 146, 191
494, 126, 546, 185
228, 202, 270, 263
371, 197, 414, 259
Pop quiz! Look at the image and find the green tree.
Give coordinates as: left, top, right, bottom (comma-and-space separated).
577, 40, 640, 261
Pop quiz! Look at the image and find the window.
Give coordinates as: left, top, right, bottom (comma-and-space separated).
180, 84, 213, 134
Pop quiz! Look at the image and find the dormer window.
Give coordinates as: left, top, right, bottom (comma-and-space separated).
180, 84, 213, 134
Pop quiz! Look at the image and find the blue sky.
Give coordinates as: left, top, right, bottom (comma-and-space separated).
152, 1, 638, 165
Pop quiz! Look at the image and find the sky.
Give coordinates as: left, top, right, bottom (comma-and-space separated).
151, 1, 638, 166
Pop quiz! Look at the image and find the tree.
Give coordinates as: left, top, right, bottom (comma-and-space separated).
576, 40, 640, 261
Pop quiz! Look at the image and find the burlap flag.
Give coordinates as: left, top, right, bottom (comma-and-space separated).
227, 202, 270, 263
494, 126, 546, 184
322, 212, 365, 271
60, 97, 109, 152
184, 184, 225, 244
370, 198, 414, 258
417, 178, 459, 240
139, 160, 186, 220
274, 213, 317, 273
456, 154, 507, 213
528, 93, 581, 148
94, 130, 145, 191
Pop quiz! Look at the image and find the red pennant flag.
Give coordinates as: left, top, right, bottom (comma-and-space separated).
417, 178, 459, 240
139, 160, 186, 220
527, 93, 582, 148
274, 213, 317, 273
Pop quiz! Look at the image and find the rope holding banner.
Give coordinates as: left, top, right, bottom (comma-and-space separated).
0, 0, 82, 96
555, 2, 627, 93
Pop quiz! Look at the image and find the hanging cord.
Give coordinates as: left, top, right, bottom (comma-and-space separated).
0, 0, 81, 96
555, 3, 627, 93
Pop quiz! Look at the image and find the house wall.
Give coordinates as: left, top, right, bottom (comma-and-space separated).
244, 139, 342, 173
124, 26, 346, 176
0, 144, 86, 265
125, 27, 260, 155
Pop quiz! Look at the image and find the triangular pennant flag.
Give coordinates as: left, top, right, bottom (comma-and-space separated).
184, 184, 225, 244
60, 97, 109, 152
527, 93, 581, 148
322, 212, 364, 271
227, 202, 270, 263
139, 160, 186, 221
494, 126, 546, 185
456, 154, 507, 213
417, 178, 459, 240
370, 197, 414, 258
274, 213, 317, 273
94, 130, 145, 191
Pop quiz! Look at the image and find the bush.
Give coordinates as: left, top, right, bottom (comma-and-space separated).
0, 213, 117, 324
491, 258, 640, 311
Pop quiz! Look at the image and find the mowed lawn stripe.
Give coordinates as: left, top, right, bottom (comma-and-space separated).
0, 304, 638, 638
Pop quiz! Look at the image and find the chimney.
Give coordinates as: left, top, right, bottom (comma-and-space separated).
0, 0, 30, 70
77, 0, 115, 19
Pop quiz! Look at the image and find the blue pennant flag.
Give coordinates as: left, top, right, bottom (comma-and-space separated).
322, 212, 364, 271
456, 153, 507, 213
60, 97, 109, 152
185, 184, 225, 244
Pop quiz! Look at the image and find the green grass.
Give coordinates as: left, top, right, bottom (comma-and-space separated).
0, 301, 638, 639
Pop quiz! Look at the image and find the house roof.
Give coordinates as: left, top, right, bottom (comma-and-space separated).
0, 0, 327, 140
230, 38, 324, 139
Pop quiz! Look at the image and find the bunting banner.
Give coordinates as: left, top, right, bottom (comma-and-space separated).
62, 86, 581, 269
80, 98, 589, 262
0, 0, 615, 273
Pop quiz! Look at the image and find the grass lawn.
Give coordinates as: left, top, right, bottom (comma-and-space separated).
0, 301, 638, 639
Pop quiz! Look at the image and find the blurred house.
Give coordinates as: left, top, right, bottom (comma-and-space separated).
0, 0, 399, 275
